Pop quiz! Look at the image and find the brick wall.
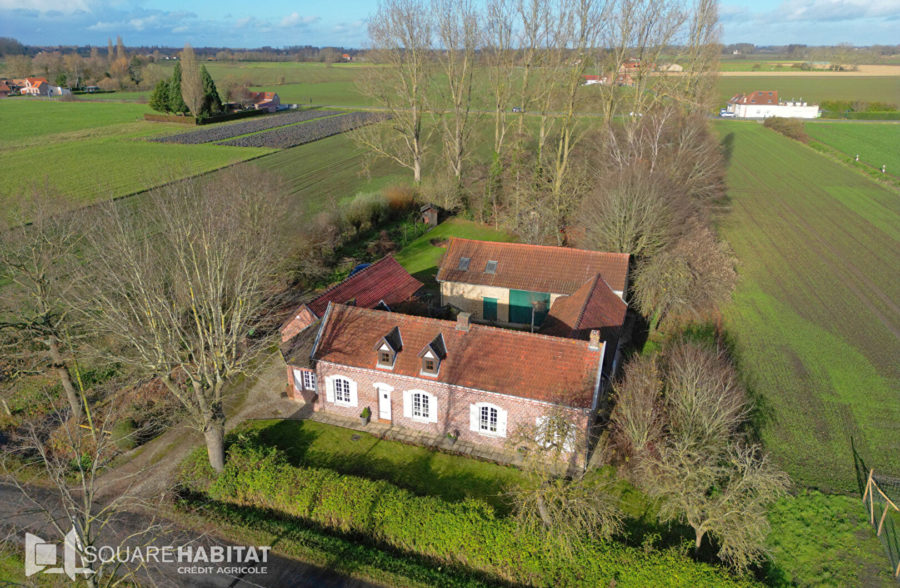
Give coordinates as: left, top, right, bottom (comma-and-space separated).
314, 360, 591, 452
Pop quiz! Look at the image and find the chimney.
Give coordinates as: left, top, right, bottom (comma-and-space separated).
456, 312, 471, 332
588, 330, 601, 350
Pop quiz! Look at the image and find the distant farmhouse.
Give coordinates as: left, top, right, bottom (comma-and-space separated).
19, 77, 49, 96
248, 91, 280, 112
725, 90, 820, 119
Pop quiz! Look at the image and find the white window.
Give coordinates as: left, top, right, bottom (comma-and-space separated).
403, 390, 438, 423
303, 371, 317, 391
325, 375, 358, 407
469, 402, 507, 437
334, 378, 351, 403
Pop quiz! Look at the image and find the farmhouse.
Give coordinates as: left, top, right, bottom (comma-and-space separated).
280, 255, 423, 342
0, 81, 10, 98
725, 90, 820, 119
285, 303, 605, 452
249, 91, 280, 112
19, 77, 49, 96
436, 238, 628, 328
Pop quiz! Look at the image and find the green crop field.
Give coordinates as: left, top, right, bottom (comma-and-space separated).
715, 120, 900, 493
716, 76, 900, 106
805, 121, 900, 174
0, 100, 271, 212
718, 60, 806, 72
248, 133, 406, 213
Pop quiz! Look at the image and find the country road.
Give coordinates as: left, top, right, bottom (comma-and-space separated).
0, 483, 378, 587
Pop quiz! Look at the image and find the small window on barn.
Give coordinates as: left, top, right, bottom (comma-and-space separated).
484, 260, 498, 274
458, 257, 471, 271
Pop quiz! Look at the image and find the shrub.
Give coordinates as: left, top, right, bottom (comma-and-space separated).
186, 444, 755, 586
383, 185, 416, 214
762, 117, 808, 143
110, 418, 138, 451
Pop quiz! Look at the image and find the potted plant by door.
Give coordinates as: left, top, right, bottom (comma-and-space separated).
360, 406, 371, 426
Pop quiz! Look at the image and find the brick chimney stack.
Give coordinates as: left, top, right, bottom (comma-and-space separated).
456, 312, 471, 332
588, 330, 600, 350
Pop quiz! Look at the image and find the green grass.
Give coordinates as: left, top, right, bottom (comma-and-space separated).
254, 81, 370, 107
715, 120, 900, 493
236, 419, 524, 512
249, 133, 407, 214
394, 218, 515, 282
767, 491, 895, 586
718, 60, 806, 72
716, 76, 900, 106
804, 121, 900, 175
0, 99, 272, 212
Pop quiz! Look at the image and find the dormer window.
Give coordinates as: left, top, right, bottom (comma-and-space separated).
373, 326, 402, 370
418, 333, 446, 377
458, 257, 470, 271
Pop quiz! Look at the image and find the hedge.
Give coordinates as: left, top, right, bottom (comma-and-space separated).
143, 109, 267, 126
180, 445, 756, 587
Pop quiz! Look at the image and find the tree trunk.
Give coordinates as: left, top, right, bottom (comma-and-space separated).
694, 528, 705, 553
204, 417, 226, 473
47, 336, 83, 423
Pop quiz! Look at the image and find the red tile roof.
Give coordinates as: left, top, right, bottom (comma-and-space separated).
307, 255, 423, 317
541, 274, 626, 339
315, 304, 603, 408
729, 90, 778, 105
436, 238, 629, 295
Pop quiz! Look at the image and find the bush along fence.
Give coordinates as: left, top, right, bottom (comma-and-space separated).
179, 445, 756, 587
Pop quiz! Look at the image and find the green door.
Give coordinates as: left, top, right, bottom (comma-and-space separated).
509, 290, 550, 326
483, 297, 498, 321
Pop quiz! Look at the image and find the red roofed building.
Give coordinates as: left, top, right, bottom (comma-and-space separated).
280, 255, 423, 342
20, 77, 49, 96
436, 238, 629, 327
286, 303, 604, 452
725, 90, 820, 119
248, 91, 280, 112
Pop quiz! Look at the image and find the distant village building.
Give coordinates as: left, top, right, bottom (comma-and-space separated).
19, 77, 49, 96
725, 90, 820, 119
248, 91, 280, 113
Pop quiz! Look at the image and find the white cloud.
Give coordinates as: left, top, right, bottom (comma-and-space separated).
280, 12, 319, 28
0, 0, 89, 13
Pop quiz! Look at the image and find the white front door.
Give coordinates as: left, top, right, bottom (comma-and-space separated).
378, 388, 392, 420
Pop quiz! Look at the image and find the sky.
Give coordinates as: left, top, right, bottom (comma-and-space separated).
1, 0, 898, 49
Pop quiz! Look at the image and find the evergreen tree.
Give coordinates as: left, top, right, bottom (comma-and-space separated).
200, 66, 223, 117
168, 62, 189, 114
149, 79, 170, 113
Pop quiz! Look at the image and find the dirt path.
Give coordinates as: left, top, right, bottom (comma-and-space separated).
96, 352, 305, 501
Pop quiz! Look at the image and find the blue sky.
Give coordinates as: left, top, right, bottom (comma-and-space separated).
1, 0, 898, 49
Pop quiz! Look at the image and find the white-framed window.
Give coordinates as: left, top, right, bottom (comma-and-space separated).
325, 375, 358, 407
469, 402, 507, 437
403, 390, 438, 423
334, 378, 351, 403
303, 370, 317, 391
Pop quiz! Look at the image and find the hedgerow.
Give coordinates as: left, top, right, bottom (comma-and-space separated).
180, 445, 757, 586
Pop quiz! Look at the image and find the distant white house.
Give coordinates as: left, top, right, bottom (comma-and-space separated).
726, 90, 820, 119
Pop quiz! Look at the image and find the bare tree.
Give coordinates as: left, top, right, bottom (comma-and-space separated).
609, 353, 664, 459
507, 405, 622, 556
663, 340, 749, 450
484, 0, 516, 158
0, 193, 85, 422
354, 0, 434, 183
2, 379, 163, 588
640, 440, 789, 571
433, 0, 480, 183
75, 168, 288, 472
179, 43, 203, 118
632, 224, 736, 333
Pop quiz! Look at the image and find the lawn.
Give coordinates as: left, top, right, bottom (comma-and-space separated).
0, 99, 274, 213
804, 121, 900, 176
236, 419, 524, 512
716, 76, 900, 107
718, 60, 806, 72
715, 120, 900, 493
767, 491, 895, 586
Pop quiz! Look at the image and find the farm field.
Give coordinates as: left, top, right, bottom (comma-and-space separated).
804, 121, 900, 175
0, 99, 270, 212
716, 75, 900, 106
718, 60, 806, 72
715, 120, 900, 493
